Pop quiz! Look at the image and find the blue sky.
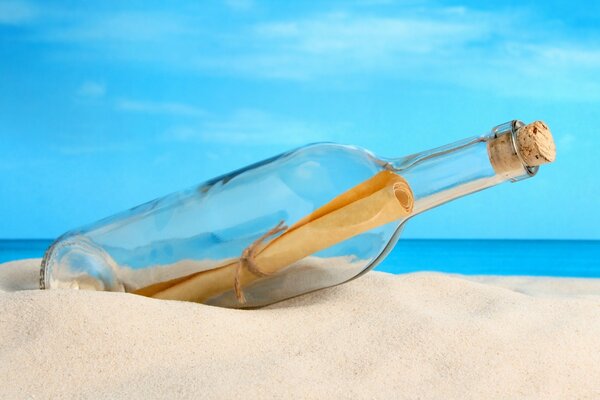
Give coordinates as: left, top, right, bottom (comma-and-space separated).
0, 0, 598, 239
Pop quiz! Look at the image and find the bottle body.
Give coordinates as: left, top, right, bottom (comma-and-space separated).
41, 120, 550, 308
42, 143, 405, 307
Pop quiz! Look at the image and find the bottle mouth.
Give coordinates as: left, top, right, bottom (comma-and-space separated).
509, 120, 539, 180
488, 120, 538, 182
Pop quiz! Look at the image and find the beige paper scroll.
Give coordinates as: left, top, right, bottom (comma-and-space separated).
134, 170, 414, 303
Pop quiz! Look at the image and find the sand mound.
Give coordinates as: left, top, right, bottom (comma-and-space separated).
1, 259, 600, 399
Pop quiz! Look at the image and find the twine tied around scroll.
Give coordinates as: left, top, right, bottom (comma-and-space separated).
234, 221, 287, 304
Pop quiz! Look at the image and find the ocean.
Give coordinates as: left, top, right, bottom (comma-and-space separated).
1, 239, 599, 278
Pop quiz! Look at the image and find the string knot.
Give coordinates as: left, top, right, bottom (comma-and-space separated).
234, 220, 287, 304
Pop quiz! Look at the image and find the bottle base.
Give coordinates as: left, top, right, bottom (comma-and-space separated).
41, 236, 124, 292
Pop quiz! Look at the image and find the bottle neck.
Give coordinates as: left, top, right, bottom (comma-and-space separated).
389, 121, 536, 215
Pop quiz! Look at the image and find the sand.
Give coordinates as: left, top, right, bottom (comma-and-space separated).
1, 259, 600, 399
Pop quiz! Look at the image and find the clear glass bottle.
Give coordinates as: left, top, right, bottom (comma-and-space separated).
41, 120, 555, 308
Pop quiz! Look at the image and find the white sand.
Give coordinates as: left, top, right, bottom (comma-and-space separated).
1, 259, 600, 399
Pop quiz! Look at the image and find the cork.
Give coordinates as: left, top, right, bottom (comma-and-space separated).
488, 120, 556, 176
515, 121, 556, 166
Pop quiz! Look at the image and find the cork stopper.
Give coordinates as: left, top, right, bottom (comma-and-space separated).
488, 120, 556, 178
515, 121, 556, 166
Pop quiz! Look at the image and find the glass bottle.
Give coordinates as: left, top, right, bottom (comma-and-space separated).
40, 120, 556, 308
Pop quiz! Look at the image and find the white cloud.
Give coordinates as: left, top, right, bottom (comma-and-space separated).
116, 99, 206, 117
255, 12, 488, 55
45, 12, 195, 42
557, 133, 575, 151
0, 0, 37, 25
354, 0, 397, 5
163, 109, 337, 146
190, 9, 600, 101
200, 109, 323, 145
449, 42, 600, 101
77, 81, 106, 98
194, 10, 497, 80
56, 144, 132, 156
168, 5, 600, 102
224, 0, 254, 12
14, 3, 600, 101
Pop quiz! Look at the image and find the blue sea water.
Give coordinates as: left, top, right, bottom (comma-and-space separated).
0, 239, 52, 263
1, 239, 598, 278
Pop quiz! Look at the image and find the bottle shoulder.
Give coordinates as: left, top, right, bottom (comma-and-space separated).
287, 142, 380, 164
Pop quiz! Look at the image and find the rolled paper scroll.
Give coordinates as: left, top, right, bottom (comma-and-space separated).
134, 170, 414, 303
